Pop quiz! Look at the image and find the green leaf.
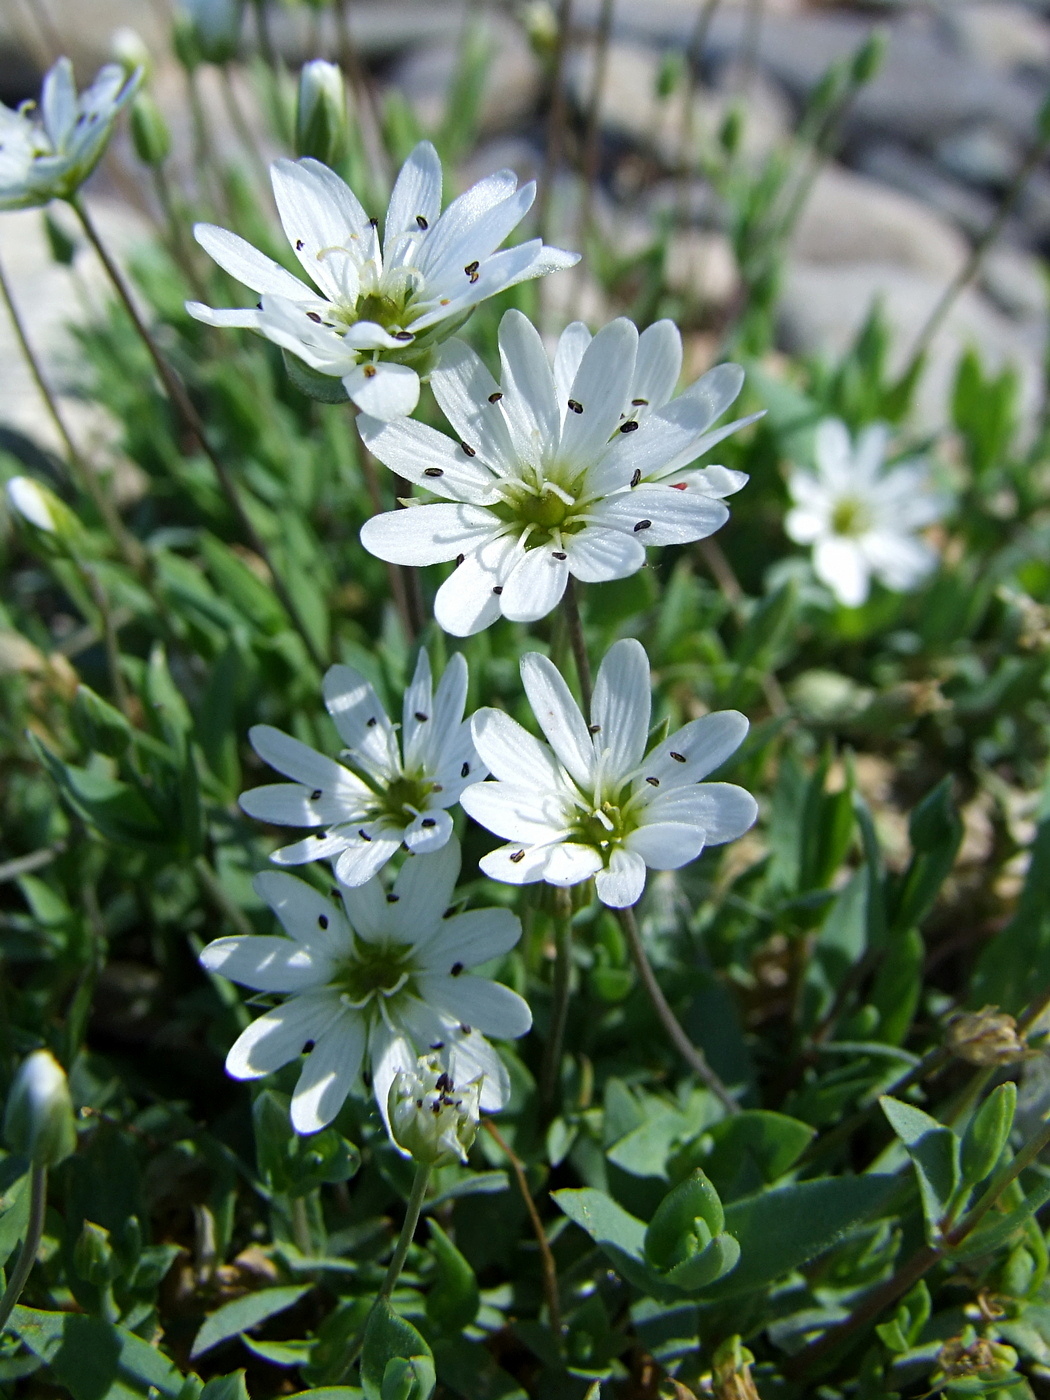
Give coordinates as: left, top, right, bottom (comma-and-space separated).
961, 1083, 1017, 1189
361, 1302, 434, 1400
868, 927, 923, 1045
880, 1096, 960, 1229
551, 1188, 654, 1292
8, 1307, 185, 1399
949, 1176, 1050, 1262
190, 1285, 311, 1358
199, 1375, 250, 1400
29, 736, 168, 850
689, 1111, 816, 1197
240, 1336, 312, 1365
701, 1174, 899, 1299
426, 1220, 479, 1333
890, 778, 962, 935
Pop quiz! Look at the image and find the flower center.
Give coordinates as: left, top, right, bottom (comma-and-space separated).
352, 290, 410, 332
379, 773, 435, 824
831, 495, 872, 537
337, 939, 415, 1008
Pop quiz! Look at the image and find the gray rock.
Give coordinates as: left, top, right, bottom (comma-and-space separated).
778, 260, 1046, 439
935, 124, 1023, 190
942, 2, 1050, 74
791, 164, 969, 281
857, 142, 1003, 241
981, 245, 1048, 321
389, 13, 541, 136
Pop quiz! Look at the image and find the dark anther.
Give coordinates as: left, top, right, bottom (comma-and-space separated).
387, 893, 400, 903
450, 961, 464, 977
646, 776, 660, 787
432, 784, 443, 793
435, 1072, 453, 1092
459, 1024, 471, 1035
488, 391, 503, 403
415, 711, 428, 722
393, 330, 413, 341
631, 469, 641, 487
632, 397, 649, 406
307, 311, 322, 323
318, 914, 329, 929
461, 761, 470, 777
369, 216, 379, 227
553, 550, 567, 560
367, 716, 377, 726
359, 828, 372, 840
421, 817, 436, 829
509, 849, 525, 863
567, 399, 583, 414
588, 723, 601, 734
634, 519, 652, 532
303, 1039, 315, 1053
295, 239, 304, 251
456, 553, 465, 566
464, 260, 480, 283
620, 420, 639, 433
363, 364, 377, 378
431, 1041, 445, 1051
416, 214, 429, 229
424, 467, 444, 477
670, 751, 686, 763
461, 442, 476, 457
492, 585, 503, 595
311, 789, 323, 800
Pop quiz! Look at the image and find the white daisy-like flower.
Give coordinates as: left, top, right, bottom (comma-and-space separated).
0, 58, 141, 211
358, 311, 760, 635
461, 639, 758, 908
240, 651, 483, 887
186, 141, 578, 420
785, 418, 946, 608
199, 840, 530, 1134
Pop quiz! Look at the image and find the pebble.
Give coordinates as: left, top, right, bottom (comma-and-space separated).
942, 2, 1050, 75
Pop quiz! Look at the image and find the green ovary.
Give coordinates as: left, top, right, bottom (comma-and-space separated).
377, 774, 434, 824
831, 496, 872, 537
337, 940, 415, 1006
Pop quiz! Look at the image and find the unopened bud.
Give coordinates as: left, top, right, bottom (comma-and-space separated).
388, 1055, 480, 1167
111, 28, 153, 81
178, 0, 243, 66
295, 60, 348, 167
850, 27, 887, 87
4, 1050, 77, 1168
74, 1220, 118, 1286
130, 94, 171, 166
5, 477, 83, 549
521, 1, 558, 61
947, 1007, 1027, 1066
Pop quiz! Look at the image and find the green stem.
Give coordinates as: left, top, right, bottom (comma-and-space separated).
0, 1164, 47, 1333
378, 1162, 431, 1304
290, 1196, 312, 1257
536, 0, 575, 247
70, 195, 327, 674
562, 577, 592, 715
618, 905, 739, 1114
194, 855, 255, 940
540, 892, 574, 1110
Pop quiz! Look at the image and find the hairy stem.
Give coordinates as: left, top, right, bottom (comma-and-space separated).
70, 195, 327, 673
618, 905, 739, 1114
483, 1119, 563, 1344
540, 892, 574, 1110
0, 1165, 47, 1333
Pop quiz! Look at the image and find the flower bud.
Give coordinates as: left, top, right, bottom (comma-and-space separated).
296, 60, 349, 167
73, 1220, 118, 1286
644, 1169, 740, 1291
947, 1007, 1027, 1066
521, 1, 558, 61
388, 1055, 481, 1167
178, 0, 243, 66
6, 476, 59, 533
130, 93, 171, 167
111, 27, 153, 81
3, 1050, 77, 1168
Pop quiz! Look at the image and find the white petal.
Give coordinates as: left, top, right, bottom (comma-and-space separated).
784, 505, 826, 545
594, 848, 647, 908
562, 527, 645, 583
591, 484, 729, 546
497, 309, 559, 467
271, 831, 353, 867
469, 707, 564, 790
559, 318, 638, 467
337, 875, 388, 943
448, 1030, 510, 1111
814, 537, 870, 606
357, 413, 499, 504
185, 302, 264, 331
520, 652, 593, 787
429, 653, 471, 764
632, 320, 682, 410
384, 140, 442, 258
642, 782, 758, 845
417, 907, 522, 973
237, 782, 357, 828
814, 418, 854, 487
200, 934, 328, 992
500, 546, 570, 623
862, 531, 937, 592
420, 175, 531, 287
322, 664, 400, 774
345, 362, 420, 420
361, 503, 502, 566
334, 830, 404, 886
247, 725, 352, 792
257, 295, 359, 372
253, 869, 350, 954
479, 843, 553, 885
403, 807, 454, 853
430, 339, 518, 469
225, 991, 344, 1078
623, 821, 704, 870
645, 710, 750, 787
553, 322, 592, 410
672, 465, 750, 498
291, 1017, 367, 1133
853, 423, 891, 483
592, 639, 650, 782
271, 157, 370, 301
368, 1021, 417, 1136
460, 779, 570, 843
401, 648, 434, 766
543, 842, 605, 886
417, 972, 533, 1039
41, 58, 76, 146
433, 533, 520, 636
391, 840, 461, 937
194, 223, 310, 299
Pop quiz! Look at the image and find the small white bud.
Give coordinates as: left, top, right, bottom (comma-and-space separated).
7, 477, 57, 532
388, 1055, 481, 1167
4, 1050, 77, 1168
111, 28, 153, 81
296, 60, 349, 167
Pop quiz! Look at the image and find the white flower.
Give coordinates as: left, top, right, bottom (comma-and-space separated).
240, 650, 483, 887
6, 476, 57, 531
0, 58, 141, 211
389, 1054, 481, 1166
358, 311, 759, 635
785, 418, 946, 608
199, 840, 531, 1134
461, 639, 757, 908
187, 142, 579, 420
